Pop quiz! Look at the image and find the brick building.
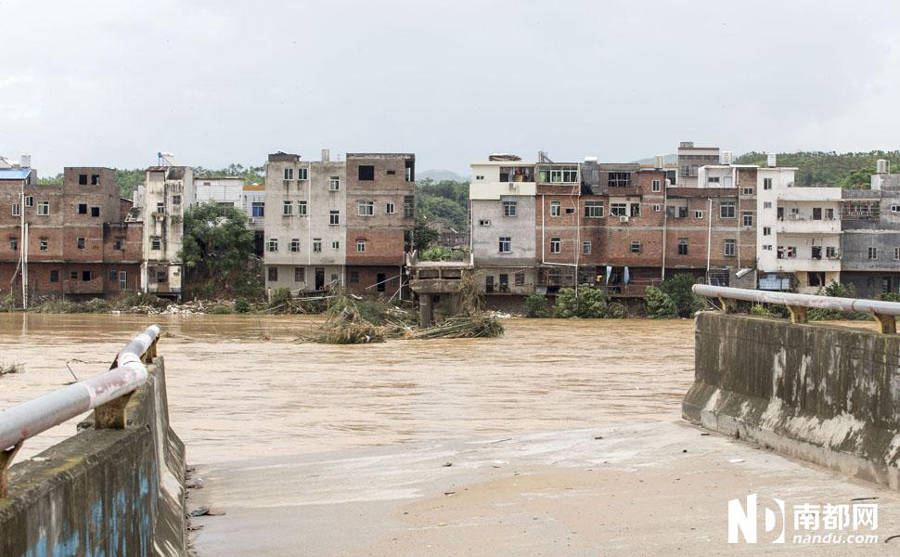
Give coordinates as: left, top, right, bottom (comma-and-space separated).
262, 150, 415, 296
0, 165, 142, 303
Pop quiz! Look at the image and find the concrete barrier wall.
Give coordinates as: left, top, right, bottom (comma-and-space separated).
683, 312, 900, 488
0, 357, 186, 556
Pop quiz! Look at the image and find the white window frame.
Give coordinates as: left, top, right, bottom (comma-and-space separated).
610, 203, 627, 217
313, 238, 322, 253
653, 204, 661, 212
329, 176, 340, 191
720, 202, 736, 219
358, 201, 375, 216
331, 240, 340, 250
24, 195, 33, 208
724, 239, 736, 257
498, 236, 511, 253
503, 200, 517, 217
868, 247, 878, 260
895, 247, 900, 261
550, 238, 561, 253
742, 212, 753, 227
550, 201, 561, 217
290, 238, 300, 252
652, 179, 661, 192
356, 239, 366, 253
694, 210, 704, 219
763, 178, 772, 190
582, 241, 591, 254
37, 201, 50, 216
297, 167, 308, 180
297, 200, 308, 216
267, 238, 278, 253
385, 202, 395, 214
584, 201, 604, 218
11, 203, 20, 216
283, 168, 293, 180
329, 210, 340, 225
742, 187, 754, 195
283, 201, 293, 216
763, 226, 771, 236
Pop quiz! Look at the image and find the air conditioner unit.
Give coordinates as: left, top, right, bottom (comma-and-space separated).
619, 215, 629, 223
247, 217, 255, 224
508, 183, 518, 192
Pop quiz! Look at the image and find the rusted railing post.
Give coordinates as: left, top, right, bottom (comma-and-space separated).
0, 443, 22, 498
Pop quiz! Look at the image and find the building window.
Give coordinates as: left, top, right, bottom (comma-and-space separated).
694, 210, 704, 219
283, 168, 293, 180
742, 212, 753, 227
608, 172, 630, 187
763, 202, 772, 209
515, 272, 525, 287
868, 247, 878, 260
290, 238, 300, 252
826, 208, 834, 220
763, 226, 771, 236
332, 240, 340, 250
582, 241, 591, 254
294, 267, 305, 282
630, 203, 640, 217
297, 167, 308, 180
892, 205, 900, 213
39, 238, 48, 251
724, 239, 736, 257
485, 276, 494, 293
156, 202, 165, 214
70, 270, 78, 280
826, 246, 837, 258
76, 237, 85, 250
763, 245, 773, 251
24, 195, 33, 208
708, 176, 720, 185
313, 238, 322, 252
11, 203, 19, 216
742, 187, 754, 195
631, 241, 642, 253
268, 267, 278, 281
720, 201, 736, 218
404, 196, 414, 218
812, 207, 822, 220
358, 201, 375, 216
385, 202, 395, 214
349, 270, 359, 283
652, 179, 661, 192
172, 195, 181, 205
358, 165, 375, 181
653, 204, 661, 212
499, 237, 511, 253
79, 174, 88, 185
91, 207, 100, 217
267, 238, 278, 252
356, 239, 366, 253
329, 176, 340, 190
550, 238, 561, 253
114, 237, 125, 250
283, 201, 293, 216
82, 270, 91, 282
503, 201, 517, 217
78, 203, 87, 215
156, 269, 168, 283
677, 238, 688, 255
50, 270, 59, 283
151, 237, 161, 250
37, 201, 49, 216
547, 201, 560, 217
252, 202, 264, 217
584, 201, 604, 218
895, 248, 900, 261
763, 178, 772, 190
90, 174, 99, 185
9, 237, 17, 251
329, 210, 340, 225
297, 200, 307, 216
611, 203, 627, 217
109, 269, 118, 283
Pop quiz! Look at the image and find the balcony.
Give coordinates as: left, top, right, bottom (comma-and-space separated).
772, 257, 840, 273
775, 216, 840, 234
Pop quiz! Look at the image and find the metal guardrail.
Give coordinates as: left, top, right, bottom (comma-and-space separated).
0, 324, 160, 497
693, 285, 900, 333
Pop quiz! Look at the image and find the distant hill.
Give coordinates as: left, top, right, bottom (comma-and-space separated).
734, 151, 900, 189
632, 154, 677, 165
418, 169, 468, 183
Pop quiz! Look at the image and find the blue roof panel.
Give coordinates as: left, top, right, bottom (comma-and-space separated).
0, 169, 31, 180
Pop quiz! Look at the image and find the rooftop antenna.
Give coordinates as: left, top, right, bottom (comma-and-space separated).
157, 152, 178, 166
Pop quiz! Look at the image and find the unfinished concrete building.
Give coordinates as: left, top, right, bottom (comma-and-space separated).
140, 165, 194, 299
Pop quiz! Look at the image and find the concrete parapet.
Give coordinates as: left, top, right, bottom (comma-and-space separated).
0, 357, 186, 556
683, 312, 900, 488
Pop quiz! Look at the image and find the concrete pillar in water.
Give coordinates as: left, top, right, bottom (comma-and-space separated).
419, 294, 432, 328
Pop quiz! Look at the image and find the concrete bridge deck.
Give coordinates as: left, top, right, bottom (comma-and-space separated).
190, 420, 900, 556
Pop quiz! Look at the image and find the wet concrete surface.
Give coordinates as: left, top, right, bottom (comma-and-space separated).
0, 313, 895, 555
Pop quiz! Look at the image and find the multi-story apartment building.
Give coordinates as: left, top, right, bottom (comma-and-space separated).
262, 150, 415, 296
140, 165, 194, 298
839, 161, 900, 297
756, 155, 841, 293
469, 146, 756, 301
0, 165, 142, 302
242, 183, 266, 255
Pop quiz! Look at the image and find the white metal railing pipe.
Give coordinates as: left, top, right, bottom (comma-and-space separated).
0, 324, 160, 452
692, 285, 900, 316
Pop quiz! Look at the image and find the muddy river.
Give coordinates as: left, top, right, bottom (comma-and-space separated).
0, 314, 697, 465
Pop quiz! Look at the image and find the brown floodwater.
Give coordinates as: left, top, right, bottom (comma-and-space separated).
0, 314, 700, 465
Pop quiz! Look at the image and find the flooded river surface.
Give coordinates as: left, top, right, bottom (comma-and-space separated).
0, 314, 696, 465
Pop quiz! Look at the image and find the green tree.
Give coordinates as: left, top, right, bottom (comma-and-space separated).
180, 203, 262, 299
645, 286, 677, 319
414, 216, 439, 253
660, 274, 704, 317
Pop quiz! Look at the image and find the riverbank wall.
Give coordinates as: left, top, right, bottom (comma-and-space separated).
683, 311, 900, 488
0, 357, 186, 556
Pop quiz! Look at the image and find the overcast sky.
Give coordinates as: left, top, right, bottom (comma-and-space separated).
2, 0, 899, 175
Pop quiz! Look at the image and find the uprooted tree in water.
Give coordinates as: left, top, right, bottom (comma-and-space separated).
299, 273, 503, 344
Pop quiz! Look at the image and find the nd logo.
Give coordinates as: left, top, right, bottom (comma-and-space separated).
728, 494, 786, 544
